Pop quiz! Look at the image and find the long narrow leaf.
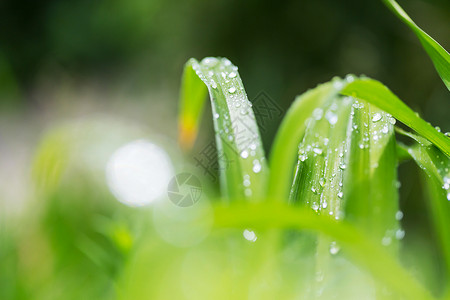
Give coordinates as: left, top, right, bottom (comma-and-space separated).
397, 132, 450, 285
383, 0, 450, 91
179, 57, 268, 200
213, 203, 433, 300
269, 79, 343, 201
341, 78, 450, 156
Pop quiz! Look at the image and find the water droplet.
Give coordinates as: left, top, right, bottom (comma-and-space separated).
325, 111, 338, 125
381, 125, 389, 134
395, 229, 405, 240
213, 113, 220, 119
372, 113, 382, 122
202, 57, 219, 67
330, 241, 340, 255
243, 229, 257, 242
389, 117, 396, 125
228, 72, 237, 78
395, 210, 403, 221
299, 154, 307, 162
240, 150, 249, 159
381, 236, 392, 246
337, 191, 343, 198
210, 79, 217, 89
313, 148, 323, 155
313, 108, 323, 120
322, 201, 328, 209
252, 160, 262, 173
223, 58, 232, 66
333, 80, 344, 90
345, 74, 356, 83
245, 188, 252, 197
435, 126, 441, 133
243, 179, 251, 187
339, 164, 347, 170
228, 87, 236, 94
311, 203, 319, 211
319, 178, 325, 187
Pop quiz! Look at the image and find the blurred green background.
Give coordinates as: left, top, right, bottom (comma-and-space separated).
0, 0, 449, 299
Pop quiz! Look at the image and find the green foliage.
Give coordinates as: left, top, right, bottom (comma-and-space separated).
5, 0, 449, 299
179, 58, 268, 201
383, 0, 450, 91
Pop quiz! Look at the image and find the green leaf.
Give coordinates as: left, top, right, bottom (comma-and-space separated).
343, 100, 400, 251
383, 0, 450, 91
178, 62, 209, 149
288, 79, 400, 295
341, 78, 450, 156
268, 79, 342, 201
213, 202, 434, 300
179, 57, 268, 200
288, 79, 400, 246
398, 132, 450, 284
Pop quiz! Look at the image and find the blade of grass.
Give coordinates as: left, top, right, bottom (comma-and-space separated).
269, 79, 344, 201
288, 84, 400, 295
179, 57, 268, 200
344, 101, 400, 252
383, 0, 450, 91
397, 132, 450, 286
341, 78, 450, 156
213, 202, 434, 300
178, 63, 209, 150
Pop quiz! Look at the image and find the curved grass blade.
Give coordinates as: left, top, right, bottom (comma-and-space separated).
383, 0, 450, 91
344, 101, 400, 251
341, 78, 450, 156
178, 63, 209, 150
268, 79, 343, 201
179, 57, 268, 200
288, 81, 400, 296
213, 203, 434, 300
397, 131, 450, 287
288, 82, 400, 247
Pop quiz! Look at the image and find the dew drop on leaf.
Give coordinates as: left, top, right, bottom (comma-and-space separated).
330, 241, 340, 255
240, 150, 249, 159
252, 160, 262, 173
372, 113, 382, 122
395, 229, 405, 240
381, 236, 392, 246
243, 229, 257, 242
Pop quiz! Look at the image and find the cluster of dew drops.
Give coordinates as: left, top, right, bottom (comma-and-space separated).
195, 58, 265, 199
297, 75, 409, 253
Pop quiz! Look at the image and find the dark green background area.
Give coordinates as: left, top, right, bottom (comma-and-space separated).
1, 0, 449, 123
